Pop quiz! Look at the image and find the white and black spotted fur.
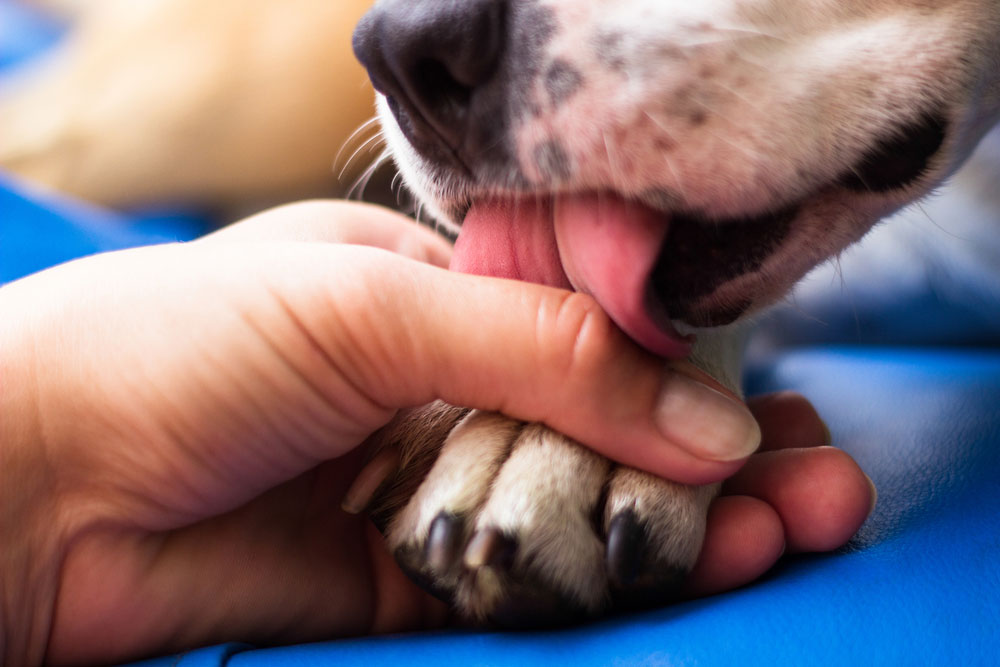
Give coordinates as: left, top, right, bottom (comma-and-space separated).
351, 0, 1000, 624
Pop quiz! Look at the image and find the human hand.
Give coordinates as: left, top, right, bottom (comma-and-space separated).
0, 201, 874, 665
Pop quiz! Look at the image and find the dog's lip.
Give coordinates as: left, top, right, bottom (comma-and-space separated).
451, 192, 693, 359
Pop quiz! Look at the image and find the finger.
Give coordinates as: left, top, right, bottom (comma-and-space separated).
17, 238, 755, 533
747, 391, 832, 451
365, 521, 450, 634
683, 495, 785, 598
262, 243, 760, 485
723, 447, 876, 553
685, 444, 874, 597
204, 200, 453, 268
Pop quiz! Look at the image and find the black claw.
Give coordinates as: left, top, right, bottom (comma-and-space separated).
606, 510, 646, 588
464, 527, 518, 571
425, 512, 465, 573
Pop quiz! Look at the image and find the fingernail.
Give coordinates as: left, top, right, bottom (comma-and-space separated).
341, 448, 398, 515
654, 372, 761, 462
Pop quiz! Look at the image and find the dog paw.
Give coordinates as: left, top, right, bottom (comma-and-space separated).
380, 409, 716, 626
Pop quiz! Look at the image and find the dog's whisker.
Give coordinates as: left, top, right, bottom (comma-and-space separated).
912, 200, 971, 242
338, 130, 386, 182
346, 148, 395, 201
346, 161, 380, 201
781, 289, 830, 327
337, 117, 381, 156
390, 168, 405, 196
337, 115, 381, 158
338, 139, 383, 186
844, 165, 875, 195
831, 253, 848, 291
821, 251, 865, 340
345, 151, 385, 200
345, 172, 370, 201
334, 117, 382, 174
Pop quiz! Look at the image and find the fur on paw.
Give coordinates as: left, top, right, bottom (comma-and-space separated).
357, 406, 717, 626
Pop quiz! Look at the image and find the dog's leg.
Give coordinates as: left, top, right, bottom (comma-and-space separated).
0, 0, 376, 212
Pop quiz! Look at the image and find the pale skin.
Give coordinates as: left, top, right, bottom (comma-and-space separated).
0, 201, 875, 666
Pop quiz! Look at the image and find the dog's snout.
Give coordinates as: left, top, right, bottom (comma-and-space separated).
353, 0, 506, 160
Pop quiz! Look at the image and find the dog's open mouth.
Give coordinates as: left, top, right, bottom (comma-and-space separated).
447, 111, 949, 358
450, 192, 792, 359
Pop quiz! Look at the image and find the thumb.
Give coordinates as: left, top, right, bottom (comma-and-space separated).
273, 243, 761, 485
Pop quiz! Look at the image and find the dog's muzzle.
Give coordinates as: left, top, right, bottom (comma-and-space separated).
352, 0, 951, 348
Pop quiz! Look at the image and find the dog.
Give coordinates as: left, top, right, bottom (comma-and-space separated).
346, 0, 1000, 626
0, 0, 378, 214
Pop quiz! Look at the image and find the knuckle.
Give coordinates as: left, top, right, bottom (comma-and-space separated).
541, 291, 621, 377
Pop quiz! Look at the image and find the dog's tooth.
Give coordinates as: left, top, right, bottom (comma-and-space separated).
605, 509, 646, 587
425, 512, 466, 573
464, 527, 518, 571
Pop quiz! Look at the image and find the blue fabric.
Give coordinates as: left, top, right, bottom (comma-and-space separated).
127, 644, 252, 667
0, 174, 209, 284
0, 0, 64, 69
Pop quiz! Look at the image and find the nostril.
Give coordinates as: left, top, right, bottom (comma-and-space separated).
411, 58, 474, 120
839, 113, 948, 193
352, 0, 507, 153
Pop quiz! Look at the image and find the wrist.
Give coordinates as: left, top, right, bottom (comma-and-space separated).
0, 284, 64, 666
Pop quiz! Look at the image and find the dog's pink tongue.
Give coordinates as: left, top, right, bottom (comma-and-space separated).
451, 194, 691, 359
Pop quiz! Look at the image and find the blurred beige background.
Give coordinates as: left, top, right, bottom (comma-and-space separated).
0, 0, 384, 215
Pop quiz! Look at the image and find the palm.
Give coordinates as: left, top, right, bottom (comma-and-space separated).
50, 447, 442, 665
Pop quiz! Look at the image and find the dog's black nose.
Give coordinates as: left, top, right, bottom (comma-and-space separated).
352, 0, 506, 162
